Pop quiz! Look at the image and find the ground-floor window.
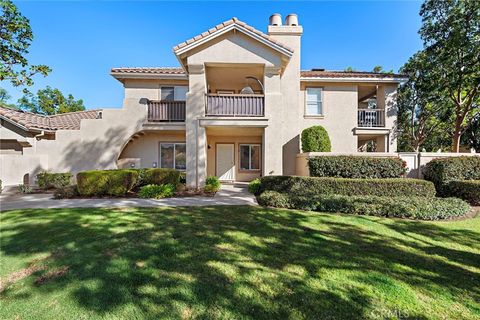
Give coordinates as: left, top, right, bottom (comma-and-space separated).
160, 143, 186, 170
239, 144, 261, 171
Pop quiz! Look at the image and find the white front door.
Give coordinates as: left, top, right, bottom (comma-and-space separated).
216, 144, 235, 181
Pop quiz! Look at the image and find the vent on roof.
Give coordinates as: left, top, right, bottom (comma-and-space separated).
269, 13, 282, 26
311, 68, 325, 71
285, 14, 298, 26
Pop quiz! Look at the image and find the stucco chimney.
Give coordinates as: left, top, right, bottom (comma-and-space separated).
285, 14, 298, 26
269, 13, 282, 26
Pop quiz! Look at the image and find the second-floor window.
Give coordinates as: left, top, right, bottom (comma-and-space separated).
160, 86, 187, 101
305, 87, 323, 116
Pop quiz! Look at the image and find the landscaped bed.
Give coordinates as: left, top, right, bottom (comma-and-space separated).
0, 206, 479, 319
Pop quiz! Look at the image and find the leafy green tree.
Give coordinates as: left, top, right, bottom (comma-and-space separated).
344, 66, 356, 72
0, 0, 51, 89
0, 87, 17, 109
18, 86, 85, 115
462, 114, 480, 152
397, 51, 452, 151
372, 65, 394, 74
419, 0, 480, 152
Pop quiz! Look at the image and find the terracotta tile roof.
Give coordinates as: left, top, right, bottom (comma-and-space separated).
301, 70, 406, 79
173, 17, 294, 54
111, 67, 185, 75
0, 106, 101, 132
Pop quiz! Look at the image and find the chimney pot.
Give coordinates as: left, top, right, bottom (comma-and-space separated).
269, 13, 282, 26
285, 14, 298, 26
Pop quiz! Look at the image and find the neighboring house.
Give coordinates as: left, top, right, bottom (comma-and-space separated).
0, 14, 406, 187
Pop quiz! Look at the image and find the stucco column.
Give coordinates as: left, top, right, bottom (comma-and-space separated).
384, 85, 398, 152
263, 66, 283, 176
186, 64, 207, 188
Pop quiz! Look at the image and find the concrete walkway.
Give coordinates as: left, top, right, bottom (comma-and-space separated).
0, 183, 256, 211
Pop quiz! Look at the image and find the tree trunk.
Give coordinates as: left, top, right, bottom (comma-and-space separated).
452, 118, 463, 153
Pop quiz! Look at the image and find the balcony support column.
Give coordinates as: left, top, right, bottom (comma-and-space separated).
186, 64, 207, 188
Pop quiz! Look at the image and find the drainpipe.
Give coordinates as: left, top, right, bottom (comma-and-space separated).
195, 119, 199, 189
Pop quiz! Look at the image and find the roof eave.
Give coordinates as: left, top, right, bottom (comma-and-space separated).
173, 23, 293, 59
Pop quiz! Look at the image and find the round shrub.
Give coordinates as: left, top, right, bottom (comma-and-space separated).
301, 125, 331, 152
205, 176, 221, 193
445, 180, 480, 205
424, 156, 480, 195
248, 178, 261, 195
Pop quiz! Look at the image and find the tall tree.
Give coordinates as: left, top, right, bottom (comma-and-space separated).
462, 113, 480, 152
397, 51, 452, 151
419, 0, 480, 152
0, 0, 51, 88
372, 65, 394, 74
18, 86, 85, 115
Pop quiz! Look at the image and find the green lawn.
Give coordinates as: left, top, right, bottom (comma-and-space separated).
0, 206, 479, 320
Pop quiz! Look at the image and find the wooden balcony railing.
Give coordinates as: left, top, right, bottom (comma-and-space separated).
147, 100, 186, 122
357, 109, 385, 127
205, 94, 264, 117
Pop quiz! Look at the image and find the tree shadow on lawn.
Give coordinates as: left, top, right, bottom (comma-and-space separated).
1, 206, 478, 319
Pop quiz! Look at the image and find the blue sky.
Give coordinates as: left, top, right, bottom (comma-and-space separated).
3, 1, 423, 109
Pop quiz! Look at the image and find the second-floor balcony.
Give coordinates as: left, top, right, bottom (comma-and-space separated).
147, 100, 186, 122
357, 109, 385, 127
205, 94, 265, 117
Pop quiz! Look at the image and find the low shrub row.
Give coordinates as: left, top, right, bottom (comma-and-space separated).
257, 176, 436, 198
444, 180, 480, 206
138, 184, 176, 199
308, 156, 406, 179
36, 171, 72, 190
257, 191, 470, 220
77, 169, 139, 197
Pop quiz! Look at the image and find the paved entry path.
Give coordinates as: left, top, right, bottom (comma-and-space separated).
0, 183, 256, 211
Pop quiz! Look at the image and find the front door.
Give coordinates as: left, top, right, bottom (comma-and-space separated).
216, 144, 235, 181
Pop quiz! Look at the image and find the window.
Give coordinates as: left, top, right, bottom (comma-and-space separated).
240, 144, 261, 171
305, 87, 323, 116
160, 86, 187, 101
161, 87, 174, 101
159, 143, 186, 170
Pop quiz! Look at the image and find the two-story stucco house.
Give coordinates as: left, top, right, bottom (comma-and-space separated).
0, 14, 406, 187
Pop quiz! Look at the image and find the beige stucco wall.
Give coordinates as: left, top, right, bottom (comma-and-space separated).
118, 131, 186, 168
206, 134, 262, 182
0, 154, 48, 185
124, 79, 189, 101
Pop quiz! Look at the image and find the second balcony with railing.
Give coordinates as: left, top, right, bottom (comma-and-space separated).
205, 94, 265, 117
147, 100, 186, 122
357, 109, 385, 127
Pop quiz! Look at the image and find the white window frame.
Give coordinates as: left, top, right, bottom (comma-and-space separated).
239, 144, 261, 171
305, 87, 323, 116
159, 142, 186, 170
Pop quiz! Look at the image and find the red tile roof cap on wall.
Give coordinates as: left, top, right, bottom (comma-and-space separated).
0, 106, 101, 132
172, 17, 294, 54
111, 67, 185, 75
300, 70, 407, 79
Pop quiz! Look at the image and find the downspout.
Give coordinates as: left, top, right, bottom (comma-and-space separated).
195, 119, 199, 189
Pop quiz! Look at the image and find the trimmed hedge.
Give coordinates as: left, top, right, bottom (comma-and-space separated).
36, 171, 72, 189
308, 156, 406, 179
77, 169, 139, 197
258, 176, 436, 198
445, 180, 480, 206
301, 125, 331, 152
257, 191, 470, 220
424, 156, 480, 195
137, 168, 181, 187
248, 178, 261, 195
54, 185, 79, 199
